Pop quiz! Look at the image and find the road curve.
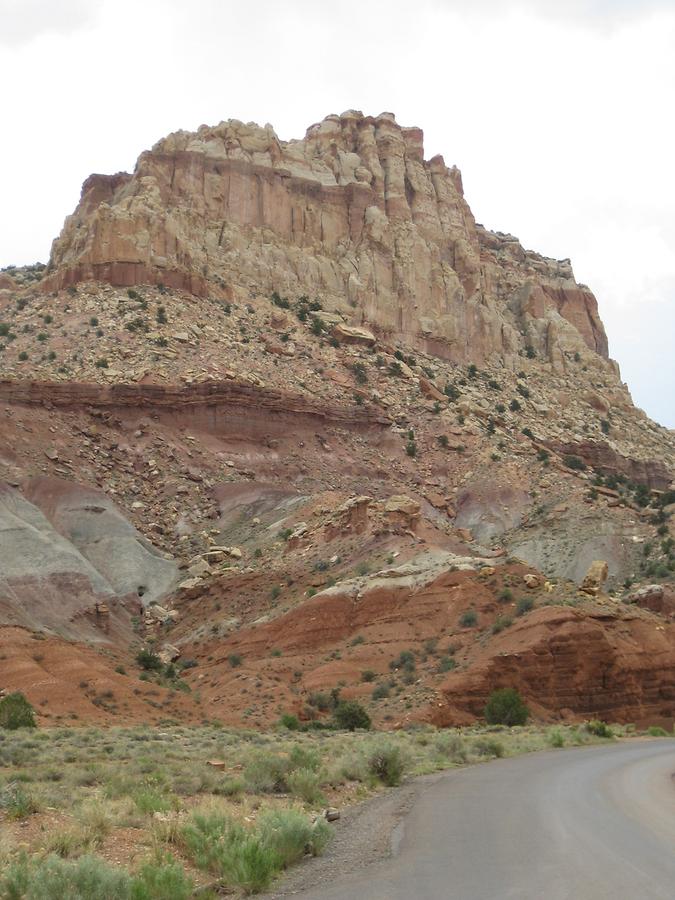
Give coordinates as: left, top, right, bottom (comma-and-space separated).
295, 740, 675, 900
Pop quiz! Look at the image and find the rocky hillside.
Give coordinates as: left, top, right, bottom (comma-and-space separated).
0, 110, 673, 729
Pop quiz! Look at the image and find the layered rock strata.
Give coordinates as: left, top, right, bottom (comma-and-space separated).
44, 111, 609, 369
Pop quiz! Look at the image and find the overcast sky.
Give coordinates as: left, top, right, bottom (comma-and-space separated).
1, 0, 673, 426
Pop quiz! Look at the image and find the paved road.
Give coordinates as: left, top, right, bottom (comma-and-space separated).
295, 740, 675, 900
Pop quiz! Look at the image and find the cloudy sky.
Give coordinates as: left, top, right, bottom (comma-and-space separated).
1, 0, 673, 426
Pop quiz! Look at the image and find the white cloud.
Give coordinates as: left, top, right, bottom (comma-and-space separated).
0, 0, 102, 45
0, 0, 673, 426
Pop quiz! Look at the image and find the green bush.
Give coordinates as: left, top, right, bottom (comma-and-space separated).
437, 656, 457, 673
0, 692, 36, 730
646, 725, 668, 737
389, 650, 415, 673
279, 713, 300, 731
471, 738, 504, 758
0, 854, 132, 899
563, 455, 586, 471
585, 720, 613, 738
484, 688, 529, 726
131, 854, 194, 899
244, 752, 291, 794
434, 732, 467, 763
286, 768, 325, 805
258, 808, 330, 866
459, 610, 477, 628
0, 691, 37, 731
181, 812, 279, 893
371, 682, 390, 701
491, 615, 513, 634
366, 741, 407, 786
135, 649, 162, 672
0, 782, 38, 819
548, 729, 564, 748
516, 597, 534, 617
333, 701, 371, 731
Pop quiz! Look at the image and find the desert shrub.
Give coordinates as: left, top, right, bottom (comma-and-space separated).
333, 701, 371, 731
131, 854, 194, 900
498, 588, 513, 603
0, 853, 132, 899
484, 688, 529, 726
646, 725, 668, 737
366, 741, 407, 786
361, 670, 376, 683
584, 720, 613, 738
215, 777, 246, 799
371, 682, 390, 700
181, 811, 279, 893
244, 751, 291, 793
389, 650, 415, 673
437, 656, 457, 673
509, 398, 521, 412
0, 782, 38, 819
563, 455, 586, 471
132, 787, 173, 816
459, 610, 477, 628
228, 654, 243, 668
471, 738, 504, 758
351, 362, 368, 384
135, 649, 162, 672
279, 713, 300, 731
258, 808, 330, 866
43, 827, 91, 859
308, 692, 331, 712
0, 692, 36, 730
548, 729, 564, 748
434, 732, 467, 763
516, 597, 534, 617
491, 615, 513, 634
286, 768, 325, 805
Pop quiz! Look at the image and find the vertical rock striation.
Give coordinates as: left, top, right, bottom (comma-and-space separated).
44, 110, 608, 369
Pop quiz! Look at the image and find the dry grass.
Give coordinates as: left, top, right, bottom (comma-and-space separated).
0, 721, 641, 895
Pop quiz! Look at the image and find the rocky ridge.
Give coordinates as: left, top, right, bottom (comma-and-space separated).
44, 111, 608, 369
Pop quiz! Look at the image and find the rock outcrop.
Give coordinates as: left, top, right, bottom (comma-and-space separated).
0, 478, 176, 640
44, 111, 608, 369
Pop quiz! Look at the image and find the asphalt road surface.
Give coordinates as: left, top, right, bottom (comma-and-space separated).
294, 740, 675, 900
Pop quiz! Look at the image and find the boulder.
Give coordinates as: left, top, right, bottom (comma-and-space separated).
579, 560, 609, 596
332, 323, 376, 346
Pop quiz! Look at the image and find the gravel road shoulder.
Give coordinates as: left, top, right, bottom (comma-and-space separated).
261, 772, 443, 898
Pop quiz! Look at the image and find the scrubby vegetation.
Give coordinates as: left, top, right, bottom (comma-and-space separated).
0, 692, 36, 730
484, 688, 529, 726
0, 721, 649, 895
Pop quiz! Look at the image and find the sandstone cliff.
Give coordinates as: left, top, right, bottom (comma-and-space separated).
45, 111, 608, 370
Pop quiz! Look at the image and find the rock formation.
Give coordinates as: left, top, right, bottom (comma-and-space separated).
44, 111, 608, 370
1, 109, 672, 729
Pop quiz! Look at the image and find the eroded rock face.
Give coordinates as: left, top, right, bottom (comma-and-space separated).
0, 478, 176, 640
44, 111, 608, 368
432, 606, 675, 727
